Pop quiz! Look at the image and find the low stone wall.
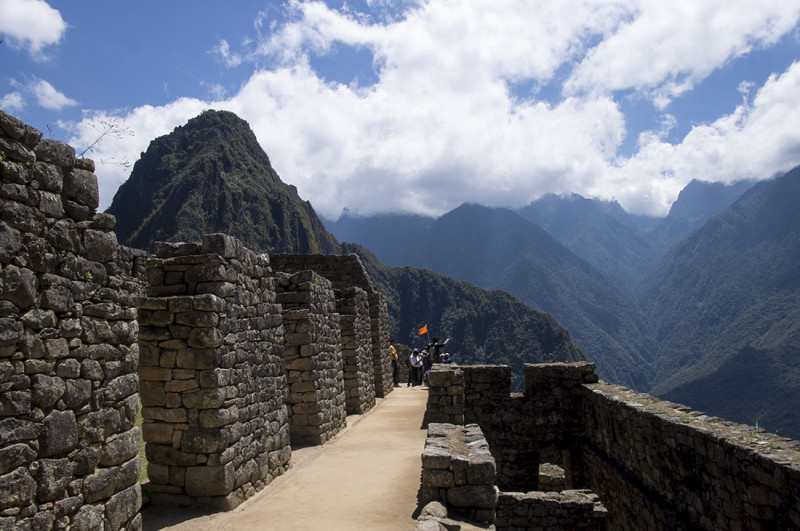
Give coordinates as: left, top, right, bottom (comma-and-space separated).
496, 490, 607, 530
427, 362, 800, 530
0, 110, 141, 529
276, 270, 346, 445
337, 287, 375, 414
138, 234, 290, 510
425, 364, 464, 425
421, 423, 498, 524
582, 382, 800, 530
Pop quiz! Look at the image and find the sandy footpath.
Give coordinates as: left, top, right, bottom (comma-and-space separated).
142, 386, 429, 530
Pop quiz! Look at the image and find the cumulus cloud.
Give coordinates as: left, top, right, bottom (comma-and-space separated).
565, 0, 800, 107
65, 0, 800, 219
0, 91, 25, 111
0, 0, 66, 59
31, 78, 77, 110
602, 60, 800, 214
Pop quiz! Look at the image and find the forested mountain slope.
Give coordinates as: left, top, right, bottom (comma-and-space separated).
639, 167, 800, 437
108, 110, 340, 254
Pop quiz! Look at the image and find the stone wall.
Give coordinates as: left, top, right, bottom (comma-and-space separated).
0, 110, 141, 529
138, 234, 290, 510
276, 270, 346, 445
368, 292, 393, 397
424, 364, 464, 425
581, 382, 800, 530
271, 254, 393, 397
421, 423, 498, 524
495, 490, 607, 530
427, 362, 800, 530
337, 287, 375, 414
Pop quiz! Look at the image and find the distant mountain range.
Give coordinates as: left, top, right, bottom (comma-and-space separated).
327, 172, 800, 439
642, 168, 800, 437
108, 109, 800, 439
107, 110, 585, 391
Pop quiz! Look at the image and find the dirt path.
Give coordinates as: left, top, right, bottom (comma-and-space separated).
143, 386, 429, 530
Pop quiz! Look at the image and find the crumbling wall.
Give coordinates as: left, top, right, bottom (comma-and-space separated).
337, 286, 375, 414
495, 490, 607, 530
138, 234, 290, 510
0, 110, 141, 530
276, 270, 346, 445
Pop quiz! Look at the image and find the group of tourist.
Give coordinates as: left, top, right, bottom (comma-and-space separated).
389, 337, 452, 388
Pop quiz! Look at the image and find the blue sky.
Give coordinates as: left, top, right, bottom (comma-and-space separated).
3, 0, 800, 219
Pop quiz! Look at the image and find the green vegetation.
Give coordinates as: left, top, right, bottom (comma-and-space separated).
343, 242, 585, 391
107, 110, 339, 255
640, 168, 800, 437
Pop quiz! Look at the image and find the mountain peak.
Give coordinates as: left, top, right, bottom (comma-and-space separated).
107, 110, 339, 254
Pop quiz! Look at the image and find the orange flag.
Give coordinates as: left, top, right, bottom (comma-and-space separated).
418, 324, 428, 335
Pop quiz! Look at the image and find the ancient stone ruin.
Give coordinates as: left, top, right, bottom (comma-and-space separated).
0, 110, 393, 528
425, 362, 800, 530
5, 109, 800, 530
1, 112, 143, 529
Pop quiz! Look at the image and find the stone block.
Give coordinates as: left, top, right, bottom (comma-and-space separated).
99, 427, 140, 466
175, 310, 219, 327
182, 387, 226, 409
63, 168, 98, 208
34, 138, 76, 168
185, 462, 235, 496
39, 410, 78, 457
35, 458, 73, 502
83, 229, 117, 262
142, 422, 174, 445
0, 443, 36, 475
82, 466, 119, 503
187, 328, 223, 348
199, 405, 239, 428
446, 485, 498, 509
104, 484, 141, 531
181, 428, 231, 453
0, 466, 37, 510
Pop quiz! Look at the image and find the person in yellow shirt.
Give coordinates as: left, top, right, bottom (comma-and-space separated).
389, 339, 399, 387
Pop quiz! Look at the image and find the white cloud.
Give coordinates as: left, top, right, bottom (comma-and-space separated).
565, 0, 800, 106
0, 0, 66, 59
603, 60, 800, 215
0, 91, 25, 111
62, 1, 800, 220
31, 78, 77, 110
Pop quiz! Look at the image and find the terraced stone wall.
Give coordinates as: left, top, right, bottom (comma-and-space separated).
138, 234, 290, 510
0, 110, 141, 530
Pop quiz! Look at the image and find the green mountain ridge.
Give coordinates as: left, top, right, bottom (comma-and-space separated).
108, 110, 339, 254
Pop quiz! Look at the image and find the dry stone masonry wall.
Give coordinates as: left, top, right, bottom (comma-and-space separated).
337, 287, 375, 414
0, 111, 394, 527
0, 110, 141, 530
137, 234, 291, 511
271, 254, 393, 397
427, 362, 800, 530
276, 270, 346, 445
421, 423, 499, 525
